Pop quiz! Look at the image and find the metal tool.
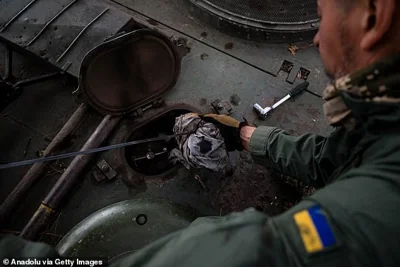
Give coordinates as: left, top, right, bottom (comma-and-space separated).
0, 132, 192, 170
254, 81, 310, 119
133, 148, 168, 161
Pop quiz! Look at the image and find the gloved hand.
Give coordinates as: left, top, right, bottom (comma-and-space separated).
201, 114, 248, 151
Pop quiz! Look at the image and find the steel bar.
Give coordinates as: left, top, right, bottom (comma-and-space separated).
26, 0, 80, 46
0, 0, 38, 33
56, 8, 109, 62
20, 115, 121, 240
272, 95, 291, 109
0, 103, 88, 225
0, 132, 192, 170
2, 45, 12, 81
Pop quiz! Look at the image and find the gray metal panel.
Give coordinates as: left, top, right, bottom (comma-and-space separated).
104, 1, 330, 136
1, 0, 71, 43
109, 0, 328, 96
0, 0, 134, 77
0, 0, 34, 31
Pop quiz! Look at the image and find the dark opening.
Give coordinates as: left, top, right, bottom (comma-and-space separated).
125, 109, 191, 176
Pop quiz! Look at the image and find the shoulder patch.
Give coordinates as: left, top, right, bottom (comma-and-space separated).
294, 205, 337, 254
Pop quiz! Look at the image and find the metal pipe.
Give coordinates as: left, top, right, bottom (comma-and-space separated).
0, 103, 88, 225
19, 115, 121, 240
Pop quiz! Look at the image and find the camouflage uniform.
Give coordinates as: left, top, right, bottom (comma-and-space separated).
2, 55, 400, 267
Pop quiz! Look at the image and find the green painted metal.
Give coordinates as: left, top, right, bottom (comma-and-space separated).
56, 199, 195, 260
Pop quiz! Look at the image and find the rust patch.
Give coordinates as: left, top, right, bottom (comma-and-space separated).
224, 42, 234, 50
200, 53, 209, 60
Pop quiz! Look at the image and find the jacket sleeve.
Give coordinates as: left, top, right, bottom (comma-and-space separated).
249, 126, 350, 188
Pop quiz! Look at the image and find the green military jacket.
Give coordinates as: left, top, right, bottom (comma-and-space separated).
2, 83, 400, 266
107, 92, 400, 267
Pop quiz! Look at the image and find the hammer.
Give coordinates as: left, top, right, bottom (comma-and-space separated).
254, 81, 310, 119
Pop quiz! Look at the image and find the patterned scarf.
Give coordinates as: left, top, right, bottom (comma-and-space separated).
323, 54, 400, 129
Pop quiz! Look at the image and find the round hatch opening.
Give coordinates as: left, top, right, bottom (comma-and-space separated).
125, 109, 192, 176
184, 0, 319, 42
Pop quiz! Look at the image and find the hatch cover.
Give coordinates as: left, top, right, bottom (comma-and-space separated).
80, 29, 181, 115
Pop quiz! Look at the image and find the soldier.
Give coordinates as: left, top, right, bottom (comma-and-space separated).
2, 0, 400, 266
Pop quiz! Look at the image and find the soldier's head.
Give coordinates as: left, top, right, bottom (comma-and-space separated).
314, 0, 400, 79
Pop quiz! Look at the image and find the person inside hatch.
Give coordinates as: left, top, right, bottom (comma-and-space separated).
2, 0, 400, 266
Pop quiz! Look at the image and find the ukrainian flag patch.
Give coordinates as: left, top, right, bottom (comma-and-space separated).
294, 206, 337, 254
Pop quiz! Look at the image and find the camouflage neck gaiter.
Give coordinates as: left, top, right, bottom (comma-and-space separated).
323, 54, 400, 129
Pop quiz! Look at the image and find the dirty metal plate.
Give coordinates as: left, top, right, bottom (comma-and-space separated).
0, 0, 134, 77
107, 0, 329, 96
80, 29, 181, 115
107, 0, 330, 135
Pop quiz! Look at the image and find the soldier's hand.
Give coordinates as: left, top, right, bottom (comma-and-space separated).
201, 114, 249, 151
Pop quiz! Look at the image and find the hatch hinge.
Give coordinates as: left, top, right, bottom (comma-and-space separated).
131, 99, 164, 117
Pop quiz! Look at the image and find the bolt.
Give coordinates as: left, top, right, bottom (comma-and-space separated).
142, 104, 153, 112
146, 151, 155, 160
101, 165, 109, 172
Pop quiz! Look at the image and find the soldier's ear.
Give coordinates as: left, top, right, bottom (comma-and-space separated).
360, 0, 396, 50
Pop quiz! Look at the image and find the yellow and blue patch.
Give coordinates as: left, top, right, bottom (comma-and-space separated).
294, 206, 337, 254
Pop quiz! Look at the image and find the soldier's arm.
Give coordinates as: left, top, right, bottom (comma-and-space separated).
270, 164, 400, 267
114, 169, 399, 267
244, 126, 351, 188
